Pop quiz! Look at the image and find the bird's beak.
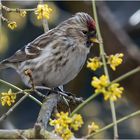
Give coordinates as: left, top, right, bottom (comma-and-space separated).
90, 37, 99, 44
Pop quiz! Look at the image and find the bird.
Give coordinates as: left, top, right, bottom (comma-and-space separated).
0, 12, 98, 89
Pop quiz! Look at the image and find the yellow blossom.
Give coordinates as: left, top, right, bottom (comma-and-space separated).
91, 75, 109, 93
91, 75, 124, 101
70, 114, 83, 131
35, 4, 52, 20
50, 112, 83, 140
0, 89, 16, 106
19, 10, 27, 17
61, 128, 73, 140
50, 112, 72, 140
103, 83, 124, 101
8, 21, 17, 30
88, 122, 99, 134
87, 57, 102, 71
107, 53, 124, 71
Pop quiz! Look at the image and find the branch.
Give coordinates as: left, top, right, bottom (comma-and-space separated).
71, 92, 99, 116
70, 67, 140, 117
92, 1, 118, 138
36, 93, 61, 129
85, 109, 140, 138
96, 1, 140, 106
112, 66, 140, 83
0, 79, 42, 105
1, 4, 35, 12
0, 92, 30, 122
0, 128, 59, 139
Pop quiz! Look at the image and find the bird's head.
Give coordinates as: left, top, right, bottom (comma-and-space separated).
73, 12, 99, 45
56, 12, 99, 47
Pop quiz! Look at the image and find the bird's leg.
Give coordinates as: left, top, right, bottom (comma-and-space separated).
56, 87, 75, 97
24, 69, 35, 91
35, 86, 83, 104
54, 86, 71, 114
35, 86, 75, 101
35, 86, 73, 98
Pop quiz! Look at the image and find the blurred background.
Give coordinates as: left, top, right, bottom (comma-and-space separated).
0, 1, 140, 139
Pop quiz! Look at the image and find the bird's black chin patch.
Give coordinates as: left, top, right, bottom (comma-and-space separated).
86, 40, 93, 48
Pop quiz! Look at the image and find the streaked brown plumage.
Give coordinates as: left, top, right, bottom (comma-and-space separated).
0, 12, 97, 88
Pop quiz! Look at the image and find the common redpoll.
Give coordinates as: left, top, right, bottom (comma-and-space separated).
0, 12, 98, 88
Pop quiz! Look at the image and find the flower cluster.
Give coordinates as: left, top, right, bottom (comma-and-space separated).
6, 10, 26, 30
87, 57, 102, 71
0, 89, 16, 106
87, 53, 123, 72
50, 112, 83, 140
70, 114, 83, 131
19, 10, 27, 17
2, 3, 52, 30
107, 53, 124, 71
91, 75, 108, 93
35, 4, 52, 20
104, 83, 124, 101
91, 75, 124, 101
8, 21, 17, 30
88, 122, 99, 134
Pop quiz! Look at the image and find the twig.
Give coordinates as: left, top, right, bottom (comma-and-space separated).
112, 66, 140, 83
70, 92, 99, 116
0, 88, 44, 122
19, 134, 28, 140
0, 92, 29, 122
85, 109, 140, 138
0, 15, 8, 22
0, 128, 59, 139
0, 79, 42, 105
70, 67, 140, 117
34, 90, 46, 98
1, 4, 35, 12
92, 0, 118, 138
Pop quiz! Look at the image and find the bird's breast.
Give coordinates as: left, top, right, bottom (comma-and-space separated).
18, 44, 89, 88
42, 44, 88, 87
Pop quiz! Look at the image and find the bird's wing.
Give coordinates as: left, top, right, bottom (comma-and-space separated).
3, 29, 55, 63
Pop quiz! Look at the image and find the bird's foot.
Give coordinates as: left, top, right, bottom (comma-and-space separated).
55, 87, 75, 97
35, 86, 83, 103
35, 86, 74, 98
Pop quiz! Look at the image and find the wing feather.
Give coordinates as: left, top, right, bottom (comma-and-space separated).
3, 29, 56, 63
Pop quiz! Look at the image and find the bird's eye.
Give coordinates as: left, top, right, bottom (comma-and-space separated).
82, 30, 88, 35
